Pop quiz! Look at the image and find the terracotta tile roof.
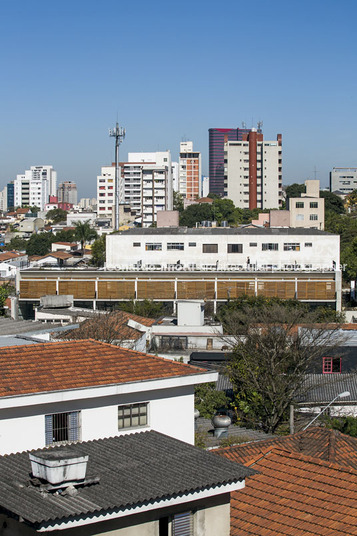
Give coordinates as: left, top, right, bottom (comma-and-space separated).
226, 448, 357, 536
38, 251, 73, 260
0, 251, 24, 262
52, 242, 77, 247
214, 427, 357, 470
0, 339, 207, 397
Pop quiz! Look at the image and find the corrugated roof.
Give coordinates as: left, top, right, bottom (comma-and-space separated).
0, 431, 254, 526
0, 339, 209, 397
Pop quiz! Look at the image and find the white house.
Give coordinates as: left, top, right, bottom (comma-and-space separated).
0, 339, 217, 455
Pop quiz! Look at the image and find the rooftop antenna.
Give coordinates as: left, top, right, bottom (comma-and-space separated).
109, 121, 126, 231
241, 122, 247, 129
313, 166, 319, 180
257, 120, 263, 132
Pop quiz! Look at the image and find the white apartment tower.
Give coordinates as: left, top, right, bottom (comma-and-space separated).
14, 165, 57, 210
224, 131, 282, 209
57, 181, 78, 205
179, 142, 201, 200
97, 151, 173, 227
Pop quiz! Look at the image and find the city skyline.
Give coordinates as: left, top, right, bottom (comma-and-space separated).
1, 0, 357, 198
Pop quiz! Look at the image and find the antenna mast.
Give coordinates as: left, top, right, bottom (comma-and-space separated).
109, 121, 126, 231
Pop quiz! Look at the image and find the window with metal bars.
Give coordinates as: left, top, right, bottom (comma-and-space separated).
45, 411, 80, 445
118, 403, 148, 430
172, 512, 193, 536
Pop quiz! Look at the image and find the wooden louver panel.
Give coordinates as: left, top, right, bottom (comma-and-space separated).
137, 281, 175, 299
177, 281, 215, 300
20, 280, 56, 299
97, 281, 135, 299
58, 280, 95, 299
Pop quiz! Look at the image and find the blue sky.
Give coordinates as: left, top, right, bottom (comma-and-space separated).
1, 0, 356, 198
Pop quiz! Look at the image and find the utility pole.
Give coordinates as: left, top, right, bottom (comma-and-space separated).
109, 122, 126, 231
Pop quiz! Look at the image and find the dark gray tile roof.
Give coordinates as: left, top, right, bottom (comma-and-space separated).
0, 431, 254, 527
298, 374, 357, 403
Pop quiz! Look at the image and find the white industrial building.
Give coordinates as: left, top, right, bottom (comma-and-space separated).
97, 151, 173, 226
106, 227, 339, 272
14, 165, 57, 210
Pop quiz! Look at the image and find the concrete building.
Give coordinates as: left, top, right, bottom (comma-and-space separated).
224, 130, 282, 209
14, 166, 57, 210
201, 176, 210, 197
287, 180, 324, 230
0, 186, 7, 212
97, 151, 173, 227
179, 141, 202, 200
330, 167, 357, 194
57, 180, 78, 205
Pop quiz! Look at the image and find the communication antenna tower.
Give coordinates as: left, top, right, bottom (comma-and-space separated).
241, 121, 247, 129
257, 120, 263, 132
109, 122, 126, 231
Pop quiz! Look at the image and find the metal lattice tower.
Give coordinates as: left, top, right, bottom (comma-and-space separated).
109, 122, 126, 231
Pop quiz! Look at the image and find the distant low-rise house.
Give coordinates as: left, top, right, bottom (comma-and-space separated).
51, 241, 78, 253
0, 250, 28, 277
29, 251, 74, 267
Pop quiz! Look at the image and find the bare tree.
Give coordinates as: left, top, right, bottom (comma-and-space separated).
57, 311, 126, 345
223, 303, 345, 434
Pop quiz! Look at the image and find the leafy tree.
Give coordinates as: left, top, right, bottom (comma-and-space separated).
53, 229, 75, 243
325, 415, 357, 437
320, 190, 345, 215
194, 383, 230, 419
30, 206, 40, 214
117, 299, 164, 318
173, 191, 184, 213
345, 190, 357, 213
26, 233, 52, 256
5, 236, 28, 251
74, 221, 97, 252
179, 203, 214, 227
91, 235, 106, 267
224, 302, 343, 434
285, 183, 306, 199
46, 208, 68, 224
0, 283, 13, 314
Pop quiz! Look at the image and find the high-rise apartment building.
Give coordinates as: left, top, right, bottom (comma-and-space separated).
178, 142, 201, 200
209, 127, 261, 196
330, 167, 357, 194
224, 130, 282, 209
14, 166, 57, 210
57, 181, 78, 205
97, 151, 173, 227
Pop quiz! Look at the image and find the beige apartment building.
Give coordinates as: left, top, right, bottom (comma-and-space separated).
288, 180, 324, 230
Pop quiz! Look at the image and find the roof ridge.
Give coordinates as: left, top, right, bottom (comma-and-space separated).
271, 448, 357, 475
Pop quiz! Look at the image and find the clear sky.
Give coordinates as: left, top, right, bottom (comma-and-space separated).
1, 0, 356, 198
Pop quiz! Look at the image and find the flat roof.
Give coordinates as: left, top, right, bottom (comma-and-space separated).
114, 227, 335, 236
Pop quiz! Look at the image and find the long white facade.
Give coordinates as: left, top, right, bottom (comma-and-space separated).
14, 165, 57, 210
106, 228, 340, 272
330, 167, 357, 194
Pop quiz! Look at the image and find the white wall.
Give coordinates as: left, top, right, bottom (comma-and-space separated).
0, 385, 195, 455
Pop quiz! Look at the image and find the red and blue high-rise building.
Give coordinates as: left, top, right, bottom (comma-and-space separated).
209, 127, 260, 196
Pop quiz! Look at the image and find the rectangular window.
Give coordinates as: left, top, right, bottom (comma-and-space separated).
202, 244, 218, 253
249, 242, 257, 247
262, 243, 278, 251
296, 202, 304, 208
133, 242, 141, 247
310, 202, 318, 208
284, 243, 300, 251
188, 242, 196, 247
145, 243, 162, 251
172, 512, 193, 536
45, 411, 80, 446
310, 214, 318, 221
323, 357, 342, 374
118, 403, 148, 429
167, 243, 184, 250
227, 243, 243, 253
305, 242, 313, 247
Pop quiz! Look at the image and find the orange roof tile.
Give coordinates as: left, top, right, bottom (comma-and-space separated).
226, 448, 357, 536
0, 251, 25, 262
0, 339, 206, 397
215, 427, 357, 470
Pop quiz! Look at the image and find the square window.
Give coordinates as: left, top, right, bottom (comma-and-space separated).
227, 243, 243, 253
118, 403, 148, 429
45, 411, 80, 445
323, 356, 341, 374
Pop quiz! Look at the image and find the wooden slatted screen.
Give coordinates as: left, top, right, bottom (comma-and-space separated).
257, 281, 295, 299
97, 281, 135, 299
216, 281, 255, 299
137, 281, 175, 299
177, 281, 215, 300
20, 280, 56, 299
297, 281, 335, 300
58, 280, 95, 299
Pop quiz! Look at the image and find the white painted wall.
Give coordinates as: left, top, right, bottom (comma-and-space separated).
0, 385, 195, 455
106, 230, 340, 271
